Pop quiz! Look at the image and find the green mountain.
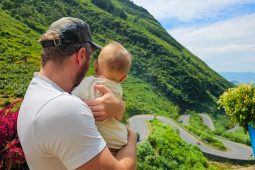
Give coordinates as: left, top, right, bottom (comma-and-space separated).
0, 0, 232, 115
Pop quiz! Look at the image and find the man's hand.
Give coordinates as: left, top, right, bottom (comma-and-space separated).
85, 85, 125, 121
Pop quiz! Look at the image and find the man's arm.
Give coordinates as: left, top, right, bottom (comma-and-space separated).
86, 85, 124, 121
76, 127, 137, 170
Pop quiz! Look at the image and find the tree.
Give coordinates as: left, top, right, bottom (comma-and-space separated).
218, 84, 255, 132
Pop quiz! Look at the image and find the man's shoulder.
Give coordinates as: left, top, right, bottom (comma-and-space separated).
53, 93, 83, 103
30, 93, 93, 124
47, 93, 90, 111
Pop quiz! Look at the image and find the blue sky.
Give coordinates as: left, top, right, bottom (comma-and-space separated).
132, 0, 255, 73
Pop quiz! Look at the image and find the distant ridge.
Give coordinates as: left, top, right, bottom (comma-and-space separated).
219, 72, 255, 84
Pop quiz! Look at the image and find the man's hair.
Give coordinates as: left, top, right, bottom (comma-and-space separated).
98, 41, 131, 74
39, 30, 91, 67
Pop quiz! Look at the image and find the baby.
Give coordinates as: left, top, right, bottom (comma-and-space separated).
72, 41, 131, 155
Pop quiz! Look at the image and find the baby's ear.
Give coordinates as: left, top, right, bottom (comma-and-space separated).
94, 60, 98, 72
119, 74, 128, 83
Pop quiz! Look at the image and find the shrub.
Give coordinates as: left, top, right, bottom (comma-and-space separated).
218, 84, 255, 132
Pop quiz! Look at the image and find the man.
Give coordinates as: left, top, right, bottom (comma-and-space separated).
17, 17, 137, 170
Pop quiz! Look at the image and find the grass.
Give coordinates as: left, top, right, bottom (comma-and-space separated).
208, 161, 255, 170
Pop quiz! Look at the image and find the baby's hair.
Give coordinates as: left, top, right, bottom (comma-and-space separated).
98, 41, 131, 74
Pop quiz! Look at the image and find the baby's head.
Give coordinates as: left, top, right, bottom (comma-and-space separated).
94, 41, 131, 83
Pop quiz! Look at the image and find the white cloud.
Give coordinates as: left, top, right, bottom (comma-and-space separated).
132, 0, 254, 21
170, 14, 255, 72
131, 0, 255, 72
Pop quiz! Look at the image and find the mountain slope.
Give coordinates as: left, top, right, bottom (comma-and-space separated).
0, 9, 179, 117
0, 0, 232, 113
0, 10, 40, 99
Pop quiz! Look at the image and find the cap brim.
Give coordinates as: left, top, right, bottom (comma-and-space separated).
91, 42, 102, 50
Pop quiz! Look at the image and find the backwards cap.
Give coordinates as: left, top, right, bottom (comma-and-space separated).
41, 17, 102, 49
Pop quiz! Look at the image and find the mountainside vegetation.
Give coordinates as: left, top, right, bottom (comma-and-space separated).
0, 0, 232, 114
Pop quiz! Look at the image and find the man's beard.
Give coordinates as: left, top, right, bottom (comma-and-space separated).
73, 59, 89, 89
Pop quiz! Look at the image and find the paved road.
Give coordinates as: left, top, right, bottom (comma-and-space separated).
129, 115, 253, 160
128, 115, 150, 143
199, 113, 216, 131
227, 125, 241, 133
178, 114, 190, 126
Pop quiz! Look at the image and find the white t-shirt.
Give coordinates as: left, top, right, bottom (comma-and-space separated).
72, 76, 128, 149
17, 73, 106, 170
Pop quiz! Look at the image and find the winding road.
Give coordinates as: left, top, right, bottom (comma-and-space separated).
129, 115, 253, 160
199, 113, 216, 131
178, 114, 190, 126
228, 125, 241, 133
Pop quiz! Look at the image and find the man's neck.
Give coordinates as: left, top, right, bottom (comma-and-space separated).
39, 62, 74, 93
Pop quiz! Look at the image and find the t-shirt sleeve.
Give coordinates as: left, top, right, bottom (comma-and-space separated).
35, 94, 106, 170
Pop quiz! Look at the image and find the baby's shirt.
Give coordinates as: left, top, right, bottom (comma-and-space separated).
72, 76, 128, 149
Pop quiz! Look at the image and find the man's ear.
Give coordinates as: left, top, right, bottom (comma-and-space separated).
76, 47, 86, 64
